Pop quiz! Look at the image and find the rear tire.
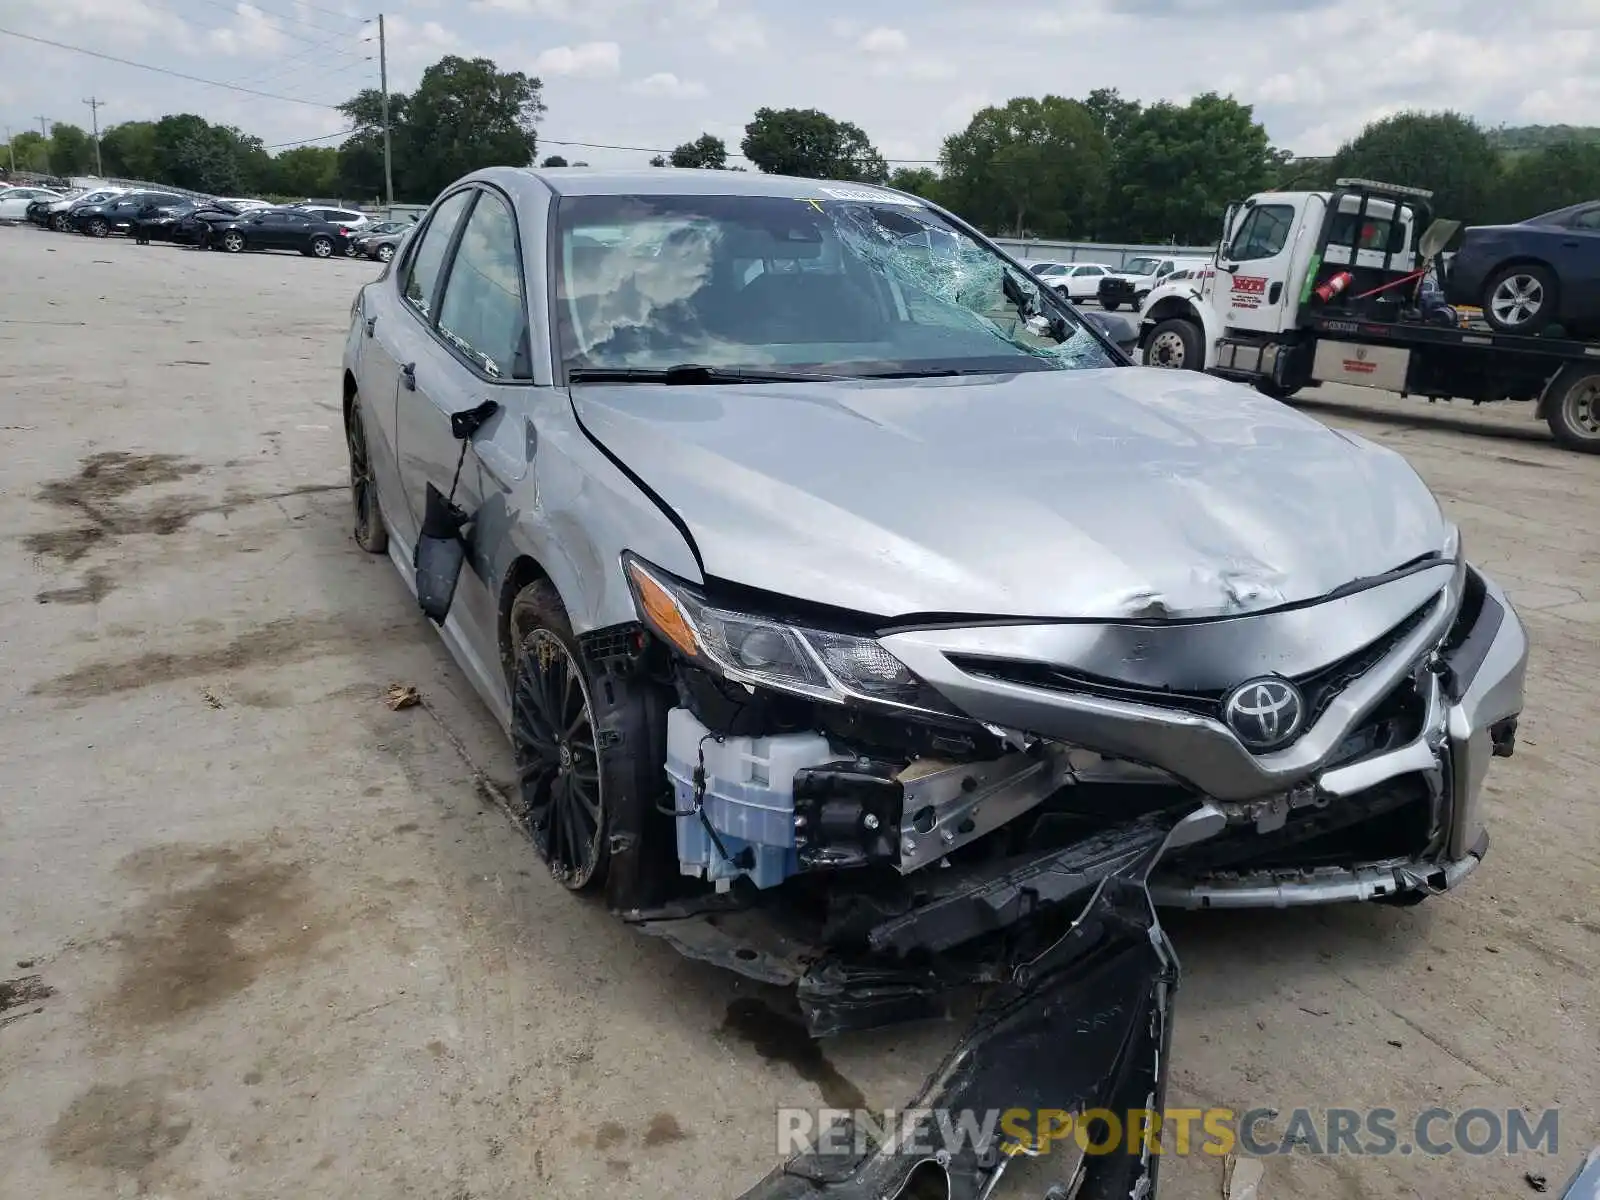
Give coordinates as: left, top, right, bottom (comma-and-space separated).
376, 243, 395, 263
345, 391, 389, 553
1544, 364, 1600, 453
51, 213, 70, 232
1102, 299, 1121, 312
1482, 263, 1557, 333
1144, 317, 1203, 370
310, 236, 334, 258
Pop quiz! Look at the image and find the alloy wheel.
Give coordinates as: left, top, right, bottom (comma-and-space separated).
223, 232, 244, 252
312, 238, 333, 258
1490, 274, 1544, 328
88, 218, 109, 238
512, 629, 604, 889
345, 399, 385, 550
377, 244, 394, 263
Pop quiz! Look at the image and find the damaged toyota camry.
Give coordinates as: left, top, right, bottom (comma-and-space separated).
341, 167, 1528, 1199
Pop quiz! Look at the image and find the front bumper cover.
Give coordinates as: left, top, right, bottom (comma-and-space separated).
735, 818, 1179, 1200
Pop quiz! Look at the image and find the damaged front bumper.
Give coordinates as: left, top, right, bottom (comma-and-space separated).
735, 818, 1179, 1200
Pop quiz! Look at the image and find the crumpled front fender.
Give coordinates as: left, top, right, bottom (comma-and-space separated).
736, 820, 1179, 1200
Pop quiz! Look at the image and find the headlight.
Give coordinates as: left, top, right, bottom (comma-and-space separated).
624, 555, 956, 717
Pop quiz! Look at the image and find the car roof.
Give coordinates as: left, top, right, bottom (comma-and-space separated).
473, 165, 928, 205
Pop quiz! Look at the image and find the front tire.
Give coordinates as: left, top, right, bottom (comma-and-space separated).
51, 213, 70, 232
1483, 263, 1557, 333
1102, 299, 1121, 312
310, 236, 334, 258
222, 230, 246, 253
345, 392, 389, 552
1144, 317, 1202, 370
1544, 365, 1600, 453
509, 583, 609, 892
87, 217, 110, 238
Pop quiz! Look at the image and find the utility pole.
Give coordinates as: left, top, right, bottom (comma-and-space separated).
378, 13, 394, 212
4, 126, 15, 174
35, 116, 51, 174
83, 96, 105, 177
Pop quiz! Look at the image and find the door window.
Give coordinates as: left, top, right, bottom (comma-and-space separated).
403, 190, 475, 321
435, 189, 530, 380
1231, 204, 1295, 261
1570, 206, 1600, 231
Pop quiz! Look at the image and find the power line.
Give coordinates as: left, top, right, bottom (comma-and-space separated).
0, 27, 342, 108
187, 0, 369, 44
265, 127, 353, 149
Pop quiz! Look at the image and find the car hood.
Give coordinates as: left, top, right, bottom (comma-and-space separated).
572, 368, 1447, 621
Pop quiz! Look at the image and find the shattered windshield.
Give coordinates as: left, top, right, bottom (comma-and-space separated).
553, 191, 1116, 377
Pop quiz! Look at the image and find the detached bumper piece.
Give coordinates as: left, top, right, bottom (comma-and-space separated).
737, 820, 1177, 1200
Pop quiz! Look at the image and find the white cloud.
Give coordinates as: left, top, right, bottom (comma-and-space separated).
629, 72, 708, 98
857, 27, 908, 55
532, 41, 622, 77
208, 3, 292, 57
708, 12, 765, 54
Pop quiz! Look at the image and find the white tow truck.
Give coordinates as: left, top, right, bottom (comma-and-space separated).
1136, 178, 1600, 452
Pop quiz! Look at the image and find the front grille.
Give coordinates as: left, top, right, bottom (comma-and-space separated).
949, 600, 1435, 745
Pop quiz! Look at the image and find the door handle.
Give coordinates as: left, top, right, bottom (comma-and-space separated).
400, 362, 416, 391
365, 315, 377, 336
1562, 239, 1581, 247
1268, 282, 1283, 304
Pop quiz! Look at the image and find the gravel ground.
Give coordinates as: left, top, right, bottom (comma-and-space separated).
1, 227, 1595, 1200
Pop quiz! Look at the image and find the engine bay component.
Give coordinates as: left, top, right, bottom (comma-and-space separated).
895, 748, 1075, 873
666, 706, 846, 890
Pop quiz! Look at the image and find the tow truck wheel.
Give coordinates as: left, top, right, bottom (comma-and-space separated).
1102, 299, 1121, 312
1145, 318, 1202, 371
1483, 263, 1556, 333
1545, 365, 1600, 453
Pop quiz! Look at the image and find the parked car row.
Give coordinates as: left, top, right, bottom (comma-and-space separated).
17, 186, 413, 262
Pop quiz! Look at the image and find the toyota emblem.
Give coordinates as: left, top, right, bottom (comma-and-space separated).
1223, 677, 1306, 751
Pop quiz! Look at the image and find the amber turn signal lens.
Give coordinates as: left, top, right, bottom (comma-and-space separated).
628, 563, 699, 657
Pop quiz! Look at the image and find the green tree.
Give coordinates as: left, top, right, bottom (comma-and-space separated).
4, 131, 50, 173
886, 166, 944, 204
270, 146, 340, 197
1108, 93, 1277, 243
336, 88, 409, 201
147, 114, 268, 195
669, 133, 727, 169
741, 108, 887, 182
1083, 87, 1142, 150
940, 96, 1108, 237
48, 123, 96, 175
1331, 111, 1502, 223
399, 56, 544, 201
99, 121, 159, 180
1491, 141, 1600, 222
648, 154, 667, 167
540, 154, 568, 167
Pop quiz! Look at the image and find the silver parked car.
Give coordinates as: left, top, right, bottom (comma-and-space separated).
341, 167, 1527, 1200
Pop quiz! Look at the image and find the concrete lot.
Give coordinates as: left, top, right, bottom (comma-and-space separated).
1, 228, 1595, 1200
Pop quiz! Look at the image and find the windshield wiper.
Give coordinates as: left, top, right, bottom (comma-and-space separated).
568, 364, 848, 385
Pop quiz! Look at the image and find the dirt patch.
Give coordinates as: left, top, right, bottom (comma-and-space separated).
102, 842, 321, 1030
593, 1121, 626, 1151
46, 1077, 192, 1173
30, 614, 361, 700
36, 568, 116, 605
643, 1112, 689, 1148
24, 451, 205, 577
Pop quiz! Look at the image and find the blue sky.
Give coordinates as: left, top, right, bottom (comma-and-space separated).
4, 0, 1599, 170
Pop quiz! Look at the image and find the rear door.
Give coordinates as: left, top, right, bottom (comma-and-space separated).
1213, 200, 1299, 333
1558, 204, 1600, 313
357, 187, 476, 550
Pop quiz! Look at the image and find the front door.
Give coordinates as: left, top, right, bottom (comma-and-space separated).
394, 183, 535, 706
1210, 200, 1300, 334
